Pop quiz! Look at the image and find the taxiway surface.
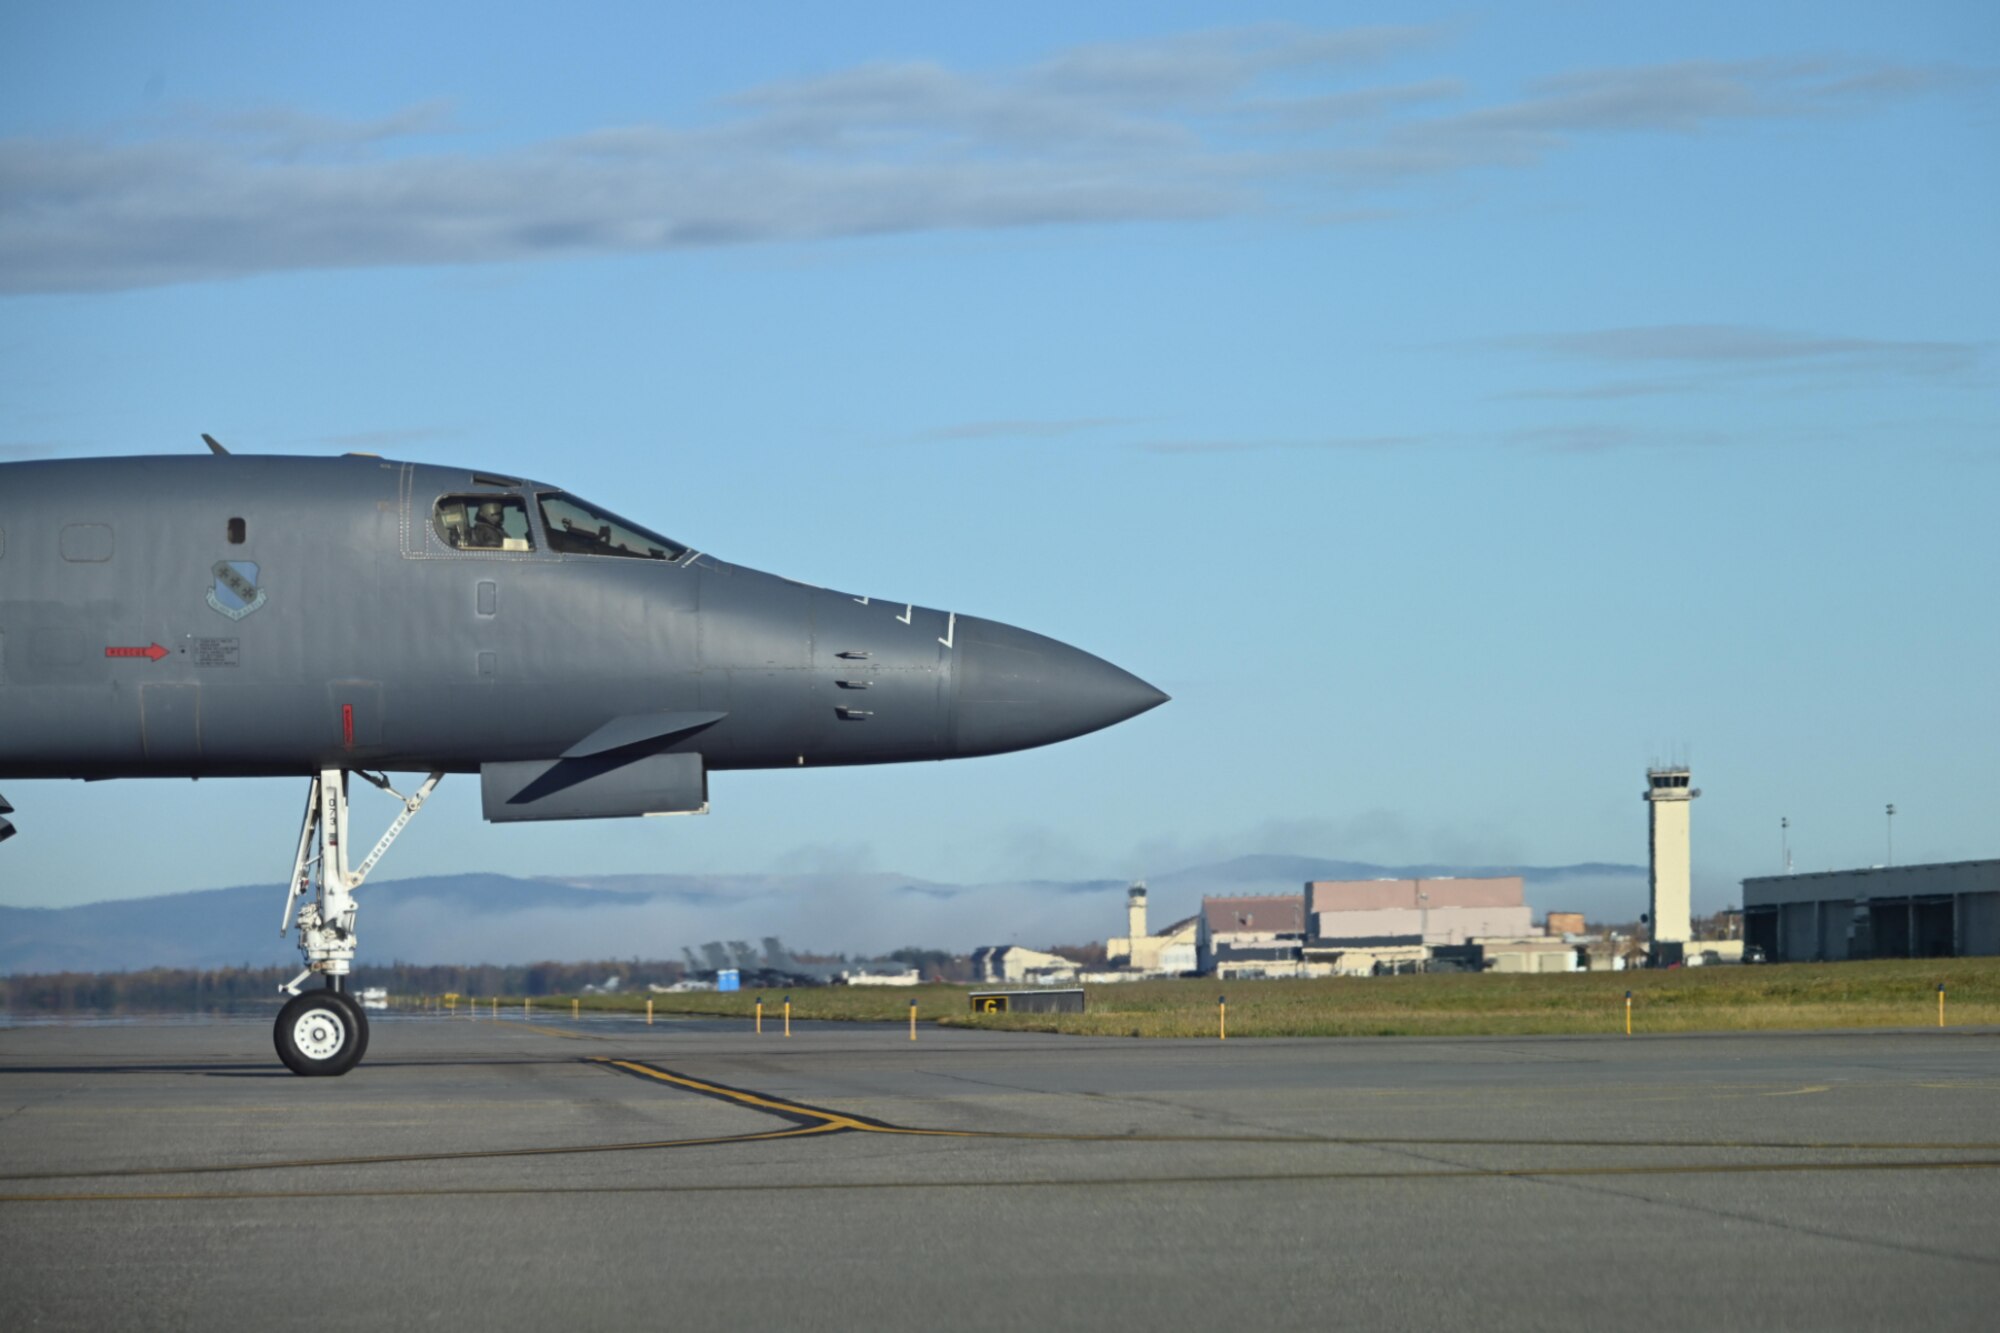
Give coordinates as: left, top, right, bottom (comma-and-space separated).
3, 1014, 1996, 1330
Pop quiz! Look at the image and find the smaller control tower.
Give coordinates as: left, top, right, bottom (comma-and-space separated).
1127, 881, 1148, 941
1644, 766, 1700, 965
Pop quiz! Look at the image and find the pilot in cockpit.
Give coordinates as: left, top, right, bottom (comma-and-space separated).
469, 500, 507, 548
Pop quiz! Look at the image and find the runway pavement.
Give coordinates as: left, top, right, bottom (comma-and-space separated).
3, 1012, 1997, 1330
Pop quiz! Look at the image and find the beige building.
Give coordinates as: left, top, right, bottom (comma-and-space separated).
1545, 911, 1587, 937
1106, 883, 1199, 975
970, 945, 1079, 985
1470, 937, 1579, 973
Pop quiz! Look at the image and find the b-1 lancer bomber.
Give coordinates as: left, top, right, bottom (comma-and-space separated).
0, 440, 1166, 1075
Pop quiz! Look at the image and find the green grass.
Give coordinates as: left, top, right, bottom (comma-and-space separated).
460, 956, 2000, 1038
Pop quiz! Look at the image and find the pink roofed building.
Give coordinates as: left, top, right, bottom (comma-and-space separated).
1197, 894, 1307, 973
1306, 876, 1530, 946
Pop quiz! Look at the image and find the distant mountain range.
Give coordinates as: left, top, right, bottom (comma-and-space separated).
0, 856, 1647, 975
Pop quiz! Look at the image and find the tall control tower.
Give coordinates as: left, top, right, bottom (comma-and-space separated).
1644, 766, 1699, 964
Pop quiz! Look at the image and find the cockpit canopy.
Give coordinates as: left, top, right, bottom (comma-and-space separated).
429, 490, 688, 562
536, 492, 688, 561
433, 495, 534, 551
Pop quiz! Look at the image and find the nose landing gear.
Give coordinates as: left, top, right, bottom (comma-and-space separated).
275, 766, 441, 1076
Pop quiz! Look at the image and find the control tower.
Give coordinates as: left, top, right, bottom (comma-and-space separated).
1644, 766, 1700, 964
1127, 881, 1148, 941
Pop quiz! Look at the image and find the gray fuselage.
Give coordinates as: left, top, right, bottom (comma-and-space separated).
0, 454, 1164, 786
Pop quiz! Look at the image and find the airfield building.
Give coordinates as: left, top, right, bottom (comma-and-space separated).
1307, 876, 1531, 945
1546, 911, 1588, 938
1299, 876, 1541, 975
1645, 765, 1700, 964
971, 945, 1080, 985
1742, 859, 2000, 963
1198, 895, 1308, 975
1106, 882, 1200, 975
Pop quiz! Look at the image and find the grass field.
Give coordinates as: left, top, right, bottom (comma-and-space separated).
492, 956, 2000, 1038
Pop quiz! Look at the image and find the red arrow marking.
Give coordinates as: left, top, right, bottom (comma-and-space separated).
105, 644, 170, 662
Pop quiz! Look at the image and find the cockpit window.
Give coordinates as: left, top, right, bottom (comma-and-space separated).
433, 495, 535, 552
536, 492, 687, 561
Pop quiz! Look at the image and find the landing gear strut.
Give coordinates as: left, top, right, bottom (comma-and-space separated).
276, 767, 442, 1076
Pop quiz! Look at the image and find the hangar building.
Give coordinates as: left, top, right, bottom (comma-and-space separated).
1307, 876, 1531, 946
1742, 859, 2000, 962
1197, 895, 1307, 975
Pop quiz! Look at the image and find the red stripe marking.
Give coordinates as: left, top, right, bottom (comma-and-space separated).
342, 704, 355, 750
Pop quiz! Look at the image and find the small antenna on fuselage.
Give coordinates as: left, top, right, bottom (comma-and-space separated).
201, 433, 230, 456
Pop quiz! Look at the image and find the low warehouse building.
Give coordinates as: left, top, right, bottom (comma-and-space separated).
1742, 859, 2000, 962
970, 945, 1080, 985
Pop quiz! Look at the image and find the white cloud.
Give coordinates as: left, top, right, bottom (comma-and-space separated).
0, 32, 1979, 294
1497, 323, 1987, 384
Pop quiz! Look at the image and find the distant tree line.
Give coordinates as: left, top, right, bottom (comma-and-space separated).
2, 945, 1129, 1010
1, 958, 691, 1012
885, 948, 973, 982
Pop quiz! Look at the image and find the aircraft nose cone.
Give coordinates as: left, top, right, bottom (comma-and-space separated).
951, 616, 1168, 758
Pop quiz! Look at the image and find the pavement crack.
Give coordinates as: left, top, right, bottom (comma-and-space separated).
1499, 1163, 2000, 1270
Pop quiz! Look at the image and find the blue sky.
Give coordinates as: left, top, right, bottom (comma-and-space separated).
2, 2, 1995, 916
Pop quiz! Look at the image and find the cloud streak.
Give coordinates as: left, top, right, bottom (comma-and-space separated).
1495, 323, 1988, 389
1330, 59, 1993, 181
0, 32, 1981, 294
903, 417, 1139, 444
1132, 434, 1429, 455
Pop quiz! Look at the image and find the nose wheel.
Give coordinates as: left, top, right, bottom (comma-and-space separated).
275, 987, 370, 1077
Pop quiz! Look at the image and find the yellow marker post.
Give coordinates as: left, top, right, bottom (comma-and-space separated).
1625, 990, 1633, 1036
784, 995, 792, 1038
524, 996, 531, 1017
1218, 995, 1227, 1041
755, 997, 763, 1035
909, 998, 918, 1042
1938, 982, 1946, 1028
573, 997, 580, 1020
647, 998, 654, 1026
491, 996, 498, 1018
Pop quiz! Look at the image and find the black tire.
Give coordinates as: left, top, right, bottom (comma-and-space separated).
344, 992, 372, 1064
275, 989, 365, 1077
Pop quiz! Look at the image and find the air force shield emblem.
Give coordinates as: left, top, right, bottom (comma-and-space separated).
206, 560, 267, 621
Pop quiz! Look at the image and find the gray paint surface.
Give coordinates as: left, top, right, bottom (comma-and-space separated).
0, 452, 1165, 802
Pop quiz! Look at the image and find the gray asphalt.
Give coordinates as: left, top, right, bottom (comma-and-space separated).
3, 1013, 1997, 1330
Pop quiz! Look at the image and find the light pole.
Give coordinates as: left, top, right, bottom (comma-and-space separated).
1886, 803, 1896, 867
1781, 816, 1790, 875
